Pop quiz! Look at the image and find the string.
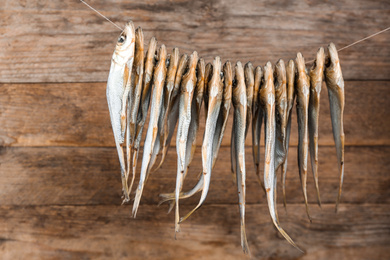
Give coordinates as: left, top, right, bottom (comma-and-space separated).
79, 0, 389, 63
79, 0, 123, 31
306, 26, 390, 64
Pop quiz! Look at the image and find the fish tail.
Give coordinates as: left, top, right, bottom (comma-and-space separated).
240, 222, 251, 255
281, 160, 288, 210
335, 144, 345, 213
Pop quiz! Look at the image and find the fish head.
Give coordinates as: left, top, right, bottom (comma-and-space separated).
223, 61, 233, 103
326, 42, 340, 69
232, 61, 246, 108
274, 59, 286, 88
112, 21, 135, 66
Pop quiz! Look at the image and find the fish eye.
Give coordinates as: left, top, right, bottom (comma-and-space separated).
118, 35, 126, 44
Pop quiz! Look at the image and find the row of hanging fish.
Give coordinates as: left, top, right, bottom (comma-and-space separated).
106, 21, 345, 253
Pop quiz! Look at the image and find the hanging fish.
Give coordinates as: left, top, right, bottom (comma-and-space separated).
159, 60, 230, 213
324, 43, 345, 212
106, 21, 135, 202
252, 66, 264, 189
175, 51, 199, 232
274, 59, 288, 174
157, 54, 189, 169
308, 47, 325, 207
132, 45, 167, 217
179, 57, 223, 223
132, 37, 157, 195
295, 53, 312, 221
260, 62, 301, 251
232, 61, 250, 254
126, 27, 144, 197
152, 48, 180, 172
281, 59, 296, 208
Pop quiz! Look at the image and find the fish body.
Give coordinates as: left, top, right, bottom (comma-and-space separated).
132, 37, 157, 191
132, 45, 167, 217
309, 47, 325, 207
106, 21, 135, 202
324, 43, 345, 212
295, 53, 311, 221
158, 54, 188, 168
281, 60, 296, 208
232, 61, 250, 254
126, 27, 144, 196
152, 48, 180, 172
274, 59, 288, 172
180, 57, 223, 223
175, 51, 199, 232
261, 62, 301, 251
252, 66, 264, 189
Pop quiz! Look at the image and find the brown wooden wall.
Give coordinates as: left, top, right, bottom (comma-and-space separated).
1, 0, 389, 259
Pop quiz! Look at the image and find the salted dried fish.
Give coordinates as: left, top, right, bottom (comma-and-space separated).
324, 43, 345, 212
159, 60, 229, 212
232, 61, 250, 254
261, 62, 301, 251
132, 37, 157, 193
252, 66, 264, 189
126, 27, 144, 197
132, 45, 167, 217
151, 48, 180, 172
106, 21, 135, 202
175, 51, 199, 232
295, 53, 311, 221
309, 47, 325, 207
180, 57, 223, 223
244, 62, 254, 137
157, 54, 188, 169
274, 59, 288, 172
281, 59, 296, 208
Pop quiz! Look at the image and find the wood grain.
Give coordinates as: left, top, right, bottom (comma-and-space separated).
0, 0, 389, 83
0, 204, 388, 259
1, 80, 389, 147
1, 146, 388, 206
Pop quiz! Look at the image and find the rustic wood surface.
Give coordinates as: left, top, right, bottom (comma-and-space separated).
1, 0, 390, 259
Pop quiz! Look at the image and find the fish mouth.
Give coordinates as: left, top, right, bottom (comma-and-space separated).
326, 42, 339, 68
311, 47, 325, 71
295, 52, 306, 73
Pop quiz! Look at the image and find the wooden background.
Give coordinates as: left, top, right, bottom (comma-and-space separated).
1, 0, 389, 259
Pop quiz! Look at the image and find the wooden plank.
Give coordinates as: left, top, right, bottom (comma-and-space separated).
1, 81, 389, 147
0, 146, 389, 206
0, 0, 389, 83
0, 204, 388, 259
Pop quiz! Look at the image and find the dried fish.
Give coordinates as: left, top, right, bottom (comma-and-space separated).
152, 48, 180, 172
126, 27, 144, 197
308, 47, 325, 207
157, 54, 189, 169
132, 45, 167, 217
159, 60, 229, 212
295, 53, 312, 221
252, 66, 264, 189
180, 57, 223, 223
232, 61, 250, 254
132, 37, 157, 194
281, 59, 296, 208
175, 51, 199, 232
324, 43, 345, 212
106, 21, 135, 202
274, 59, 288, 172
260, 62, 301, 251
244, 62, 254, 137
